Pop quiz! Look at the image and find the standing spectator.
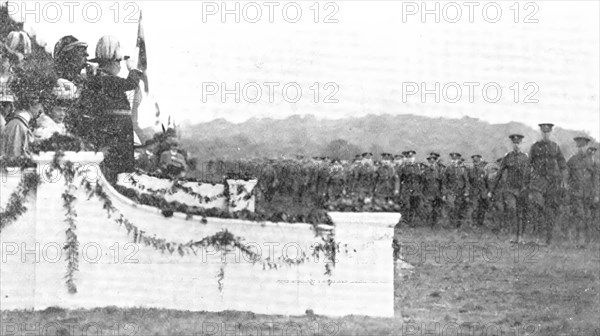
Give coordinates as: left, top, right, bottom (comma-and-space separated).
5, 31, 32, 70
53, 35, 89, 87
1, 74, 50, 158
83, 35, 143, 181
52, 35, 91, 136
1, 41, 20, 122
528, 123, 568, 244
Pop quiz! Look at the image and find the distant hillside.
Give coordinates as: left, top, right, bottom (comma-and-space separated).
178, 114, 599, 163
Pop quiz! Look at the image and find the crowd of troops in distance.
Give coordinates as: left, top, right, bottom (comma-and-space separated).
252, 123, 598, 244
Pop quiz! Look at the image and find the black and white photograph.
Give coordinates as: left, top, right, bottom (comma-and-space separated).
1, 1, 599, 335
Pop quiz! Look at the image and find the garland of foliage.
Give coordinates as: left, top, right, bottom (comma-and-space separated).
82, 179, 340, 277
31, 133, 95, 154
126, 174, 226, 204
0, 159, 41, 232
47, 151, 81, 293
115, 181, 333, 225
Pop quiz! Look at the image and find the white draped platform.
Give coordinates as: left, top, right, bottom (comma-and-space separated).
0, 152, 397, 317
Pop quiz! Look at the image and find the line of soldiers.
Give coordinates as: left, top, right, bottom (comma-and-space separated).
210, 123, 598, 244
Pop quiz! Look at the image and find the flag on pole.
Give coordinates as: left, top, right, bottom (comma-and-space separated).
136, 11, 148, 86
132, 10, 161, 145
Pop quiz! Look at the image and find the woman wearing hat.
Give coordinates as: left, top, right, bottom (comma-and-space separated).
5, 31, 31, 70
1, 41, 23, 133
82, 35, 143, 180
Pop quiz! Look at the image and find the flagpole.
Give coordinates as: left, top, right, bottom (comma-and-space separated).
132, 10, 149, 145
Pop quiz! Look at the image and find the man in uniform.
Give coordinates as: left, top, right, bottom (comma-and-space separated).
528, 123, 568, 244
469, 154, 490, 227
422, 154, 443, 228
442, 152, 470, 228
375, 153, 396, 207
395, 150, 423, 226
566, 136, 598, 242
491, 134, 530, 242
587, 147, 600, 232
327, 158, 346, 205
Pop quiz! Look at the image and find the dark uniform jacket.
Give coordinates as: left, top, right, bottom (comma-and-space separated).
495, 150, 530, 194
400, 162, 424, 196
422, 163, 442, 198
443, 162, 470, 195
529, 140, 567, 181
469, 162, 489, 198
567, 152, 597, 199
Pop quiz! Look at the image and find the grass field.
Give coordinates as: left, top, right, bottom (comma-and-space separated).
1, 226, 599, 336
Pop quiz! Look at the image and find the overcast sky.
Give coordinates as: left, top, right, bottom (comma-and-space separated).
8, 1, 600, 138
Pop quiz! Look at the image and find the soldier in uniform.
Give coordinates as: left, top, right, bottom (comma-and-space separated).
442, 152, 470, 228
566, 136, 598, 242
422, 154, 443, 228
393, 154, 405, 167
587, 147, 600, 233
375, 153, 397, 208
486, 157, 506, 231
490, 134, 530, 242
395, 150, 423, 226
327, 158, 346, 204
528, 123, 568, 244
355, 152, 376, 206
469, 154, 490, 227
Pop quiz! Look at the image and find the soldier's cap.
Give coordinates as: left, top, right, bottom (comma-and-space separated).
509, 134, 524, 143
361, 152, 373, 157
405, 150, 416, 156
429, 152, 440, 158
449, 152, 462, 158
426, 155, 436, 161
588, 147, 598, 152
471, 154, 482, 159
393, 154, 404, 159
380, 152, 392, 157
354, 154, 362, 158
573, 136, 591, 143
53, 35, 88, 60
538, 123, 554, 132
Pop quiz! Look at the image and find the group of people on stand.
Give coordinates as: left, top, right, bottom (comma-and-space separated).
1, 30, 144, 181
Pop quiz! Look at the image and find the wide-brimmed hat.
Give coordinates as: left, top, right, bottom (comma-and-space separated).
53, 35, 88, 60
89, 35, 129, 63
6, 31, 32, 56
